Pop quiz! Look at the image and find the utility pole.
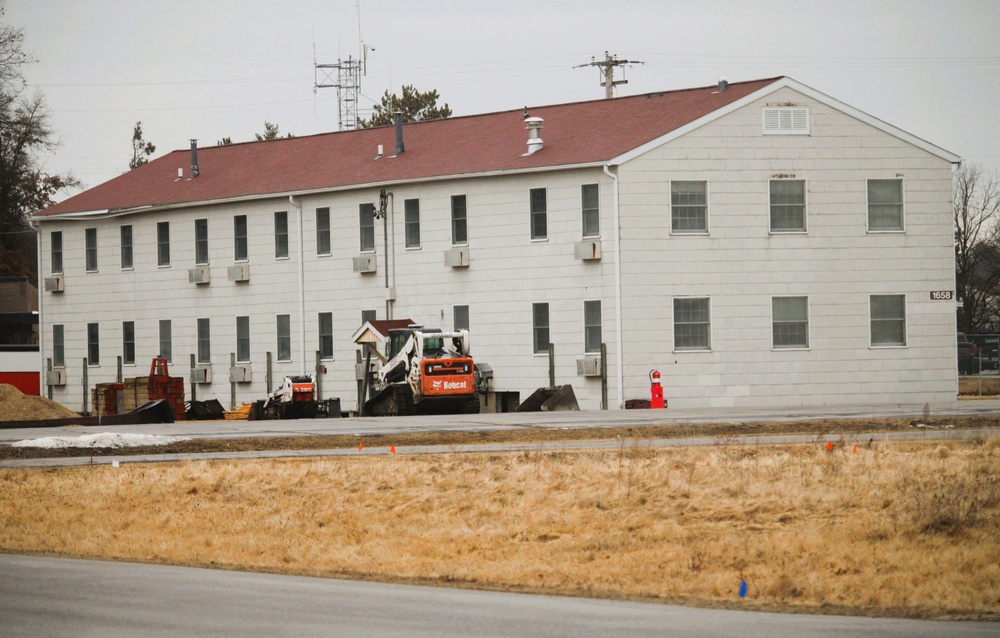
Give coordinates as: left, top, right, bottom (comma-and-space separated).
575, 51, 644, 99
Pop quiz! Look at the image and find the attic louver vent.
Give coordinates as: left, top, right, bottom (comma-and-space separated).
762, 107, 809, 135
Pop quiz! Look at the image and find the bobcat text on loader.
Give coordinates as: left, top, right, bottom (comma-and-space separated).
357, 324, 480, 417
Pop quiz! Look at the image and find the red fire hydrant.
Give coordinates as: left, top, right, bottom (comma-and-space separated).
649, 369, 665, 409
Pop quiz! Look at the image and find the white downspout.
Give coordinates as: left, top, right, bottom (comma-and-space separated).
603, 164, 624, 409
289, 195, 306, 375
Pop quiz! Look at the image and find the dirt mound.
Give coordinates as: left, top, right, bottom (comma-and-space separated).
0, 384, 79, 422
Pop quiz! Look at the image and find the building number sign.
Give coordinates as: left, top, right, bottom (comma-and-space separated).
929, 291, 954, 301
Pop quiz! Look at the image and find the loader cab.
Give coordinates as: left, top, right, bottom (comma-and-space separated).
387, 327, 444, 360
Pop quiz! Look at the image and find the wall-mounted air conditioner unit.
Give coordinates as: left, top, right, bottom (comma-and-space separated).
353, 254, 377, 273
229, 364, 252, 383
191, 366, 212, 384
46, 368, 66, 386
573, 240, 602, 261
227, 263, 250, 282
188, 266, 211, 285
576, 355, 602, 377
43, 275, 64, 292
444, 247, 470, 268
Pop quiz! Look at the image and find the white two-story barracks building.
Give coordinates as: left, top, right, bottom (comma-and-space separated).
32, 77, 961, 413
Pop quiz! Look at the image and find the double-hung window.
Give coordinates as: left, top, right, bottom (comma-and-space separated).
276, 314, 291, 361
87, 323, 100, 366
532, 302, 550, 354
122, 321, 136, 365
870, 294, 906, 346
404, 199, 420, 248
85, 228, 98, 272
769, 180, 806, 232
451, 195, 468, 245
236, 316, 251, 362
50, 232, 63, 274
157, 222, 170, 266
868, 179, 904, 231
673, 298, 711, 351
582, 184, 599, 237
53, 324, 65, 367
318, 312, 334, 360
274, 211, 289, 258
671, 181, 708, 233
360, 203, 375, 252
530, 188, 547, 240
197, 318, 211, 364
454, 305, 470, 332
772, 297, 809, 348
159, 319, 172, 363
195, 219, 209, 264
316, 207, 331, 256
234, 215, 248, 261
120, 225, 133, 269
584, 300, 602, 353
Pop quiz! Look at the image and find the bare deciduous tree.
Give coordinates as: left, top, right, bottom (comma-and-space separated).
954, 163, 1000, 334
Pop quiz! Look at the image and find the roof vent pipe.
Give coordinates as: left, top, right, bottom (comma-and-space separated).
523, 116, 544, 156
190, 139, 200, 178
717, 77, 728, 91
394, 113, 405, 155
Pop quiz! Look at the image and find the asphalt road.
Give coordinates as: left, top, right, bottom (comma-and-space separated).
2, 555, 995, 638
4, 398, 1000, 444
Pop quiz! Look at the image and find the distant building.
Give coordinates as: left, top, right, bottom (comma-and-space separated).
31, 77, 961, 412
0, 276, 40, 394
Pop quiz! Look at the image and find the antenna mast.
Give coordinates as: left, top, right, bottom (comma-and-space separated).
314, 0, 372, 130
575, 51, 644, 99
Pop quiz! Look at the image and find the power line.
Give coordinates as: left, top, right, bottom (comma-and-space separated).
575, 52, 645, 99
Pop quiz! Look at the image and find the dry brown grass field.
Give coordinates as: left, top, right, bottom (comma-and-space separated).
2, 437, 999, 620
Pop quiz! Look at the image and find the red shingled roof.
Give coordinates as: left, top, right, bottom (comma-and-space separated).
37, 77, 782, 217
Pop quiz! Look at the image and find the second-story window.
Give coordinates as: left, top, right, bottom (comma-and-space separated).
405, 199, 420, 248
234, 215, 248, 261
451, 195, 468, 245
582, 184, 599, 237
530, 188, 547, 240
85, 228, 98, 272
195, 219, 209, 264
274, 211, 289, 258
50, 231, 63, 274
157, 221, 170, 266
120, 225, 133, 269
316, 207, 331, 256
360, 203, 375, 252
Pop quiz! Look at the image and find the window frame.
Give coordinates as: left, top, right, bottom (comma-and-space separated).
769, 179, 807, 233
122, 320, 136, 365
52, 324, 65, 367
236, 316, 251, 363
771, 296, 810, 349
870, 294, 907, 347
532, 302, 550, 354
274, 211, 289, 259
867, 179, 905, 232
120, 225, 133, 270
673, 297, 712, 351
156, 221, 170, 267
87, 322, 100, 366
276, 314, 292, 362
318, 312, 334, 360
404, 198, 421, 249
530, 188, 547, 241
158, 319, 172, 363
581, 183, 600, 238
50, 231, 63, 275
316, 207, 331, 256
85, 228, 98, 272
451, 195, 468, 246
670, 181, 709, 234
359, 203, 376, 253
584, 300, 602, 354
197, 318, 211, 364
195, 218, 209, 265
454, 305, 470, 332
234, 215, 248, 262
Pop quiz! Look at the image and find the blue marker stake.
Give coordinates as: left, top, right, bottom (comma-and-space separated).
739, 579, 748, 598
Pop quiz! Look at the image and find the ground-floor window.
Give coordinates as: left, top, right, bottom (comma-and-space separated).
197, 318, 211, 364
158, 319, 172, 363
532, 302, 550, 354
772, 297, 809, 348
673, 297, 711, 351
277, 314, 291, 361
318, 313, 334, 360
237, 316, 251, 362
123, 321, 135, 365
87, 323, 100, 366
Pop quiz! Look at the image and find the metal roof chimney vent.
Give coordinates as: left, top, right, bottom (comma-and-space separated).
717, 77, 728, 92
189, 139, 200, 178
523, 116, 544, 156
393, 112, 405, 156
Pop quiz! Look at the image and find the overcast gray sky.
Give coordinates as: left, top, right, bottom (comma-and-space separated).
7, 0, 1000, 199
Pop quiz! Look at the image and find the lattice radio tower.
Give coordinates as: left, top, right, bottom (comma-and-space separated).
314, 1, 372, 131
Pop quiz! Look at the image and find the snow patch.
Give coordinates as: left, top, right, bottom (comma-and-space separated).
11, 432, 190, 449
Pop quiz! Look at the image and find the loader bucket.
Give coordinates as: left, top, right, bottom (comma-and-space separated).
515, 385, 580, 412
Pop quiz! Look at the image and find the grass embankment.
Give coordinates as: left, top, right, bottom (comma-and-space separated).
2, 436, 998, 620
